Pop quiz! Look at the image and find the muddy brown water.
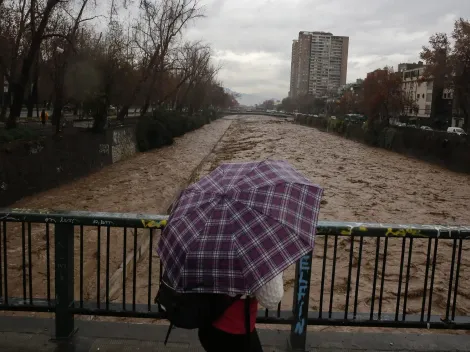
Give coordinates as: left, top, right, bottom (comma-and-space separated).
191, 115, 470, 334
2, 118, 232, 309
2, 116, 470, 333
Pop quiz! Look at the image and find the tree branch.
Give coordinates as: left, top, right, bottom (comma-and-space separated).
42, 33, 74, 47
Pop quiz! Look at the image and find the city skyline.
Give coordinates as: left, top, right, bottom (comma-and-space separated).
182, 0, 469, 99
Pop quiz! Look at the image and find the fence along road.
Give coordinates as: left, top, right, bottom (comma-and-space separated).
0, 209, 470, 350
1, 116, 470, 350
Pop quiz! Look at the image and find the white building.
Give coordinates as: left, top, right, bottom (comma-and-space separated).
401, 67, 462, 127
401, 67, 432, 119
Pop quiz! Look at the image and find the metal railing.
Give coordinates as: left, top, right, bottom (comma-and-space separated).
0, 209, 469, 351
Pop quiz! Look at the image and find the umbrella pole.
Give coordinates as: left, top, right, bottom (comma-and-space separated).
245, 297, 251, 349
164, 323, 173, 345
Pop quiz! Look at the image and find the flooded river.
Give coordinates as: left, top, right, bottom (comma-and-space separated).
192, 116, 470, 321
4, 115, 470, 326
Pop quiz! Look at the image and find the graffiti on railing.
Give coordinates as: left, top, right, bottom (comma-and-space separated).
294, 254, 311, 335
141, 219, 167, 228
93, 219, 114, 226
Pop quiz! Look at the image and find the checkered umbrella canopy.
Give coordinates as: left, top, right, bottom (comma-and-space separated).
157, 160, 323, 295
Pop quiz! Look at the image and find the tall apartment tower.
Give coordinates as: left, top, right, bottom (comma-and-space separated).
289, 31, 349, 99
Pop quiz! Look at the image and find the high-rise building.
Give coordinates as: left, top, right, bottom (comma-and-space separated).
289, 31, 349, 99
289, 40, 299, 98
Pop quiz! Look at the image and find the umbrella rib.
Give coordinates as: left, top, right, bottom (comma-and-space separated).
229, 198, 314, 247
229, 199, 312, 294
229, 190, 319, 242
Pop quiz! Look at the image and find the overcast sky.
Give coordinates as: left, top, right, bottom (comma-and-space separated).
184, 0, 470, 100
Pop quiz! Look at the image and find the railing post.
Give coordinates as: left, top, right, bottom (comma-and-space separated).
289, 253, 313, 352
54, 224, 75, 339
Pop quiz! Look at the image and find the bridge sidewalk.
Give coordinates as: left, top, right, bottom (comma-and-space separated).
0, 316, 468, 352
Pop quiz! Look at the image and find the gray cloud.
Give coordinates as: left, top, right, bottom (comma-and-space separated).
185, 0, 470, 99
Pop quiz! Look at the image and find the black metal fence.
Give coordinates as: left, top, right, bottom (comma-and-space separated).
0, 209, 469, 351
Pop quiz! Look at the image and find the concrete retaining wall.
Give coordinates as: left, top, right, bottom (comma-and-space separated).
295, 115, 470, 174
0, 125, 137, 207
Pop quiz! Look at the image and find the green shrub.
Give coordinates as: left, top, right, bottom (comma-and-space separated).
136, 116, 173, 152
327, 118, 344, 132
136, 109, 219, 152
379, 127, 397, 149
0, 126, 38, 144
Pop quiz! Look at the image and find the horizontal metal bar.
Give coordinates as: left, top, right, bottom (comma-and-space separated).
70, 303, 470, 329
1, 296, 470, 330
2, 209, 470, 238
0, 297, 55, 312
0, 209, 168, 229
315, 221, 470, 239
306, 311, 470, 329
70, 302, 293, 323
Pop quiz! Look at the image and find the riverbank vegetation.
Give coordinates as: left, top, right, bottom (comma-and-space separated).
0, 0, 238, 131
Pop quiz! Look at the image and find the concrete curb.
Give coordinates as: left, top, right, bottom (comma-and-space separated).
0, 316, 469, 351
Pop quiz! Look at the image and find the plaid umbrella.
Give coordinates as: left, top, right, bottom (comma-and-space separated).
157, 160, 323, 295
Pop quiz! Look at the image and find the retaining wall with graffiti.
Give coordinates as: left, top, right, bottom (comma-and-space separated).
111, 125, 137, 163
0, 125, 136, 207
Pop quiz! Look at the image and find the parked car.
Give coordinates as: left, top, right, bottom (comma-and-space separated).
420, 126, 432, 131
447, 127, 467, 135
63, 104, 74, 113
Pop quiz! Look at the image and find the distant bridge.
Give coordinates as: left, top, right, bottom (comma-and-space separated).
222, 110, 291, 118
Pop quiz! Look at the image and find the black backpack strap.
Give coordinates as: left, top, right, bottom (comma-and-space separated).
164, 323, 173, 346
245, 296, 251, 349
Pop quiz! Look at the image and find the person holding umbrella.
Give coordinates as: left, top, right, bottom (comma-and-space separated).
198, 272, 284, 351
157, 160, 323, 352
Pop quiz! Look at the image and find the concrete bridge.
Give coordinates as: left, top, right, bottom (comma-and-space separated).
1, 115, 470, 350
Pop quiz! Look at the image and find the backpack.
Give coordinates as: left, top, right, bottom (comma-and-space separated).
155, 277, 252, 346
155, 278, 238, 329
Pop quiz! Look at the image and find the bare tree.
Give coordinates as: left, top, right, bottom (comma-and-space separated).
451, 19, 470, 131
47, 0, 99, 133
6, 0, 63, 128
117, 0, 202, 119
0, 0, 31, 121
1, 0, 231, 132
421, 21, 470, 131
363, 67, 417, 126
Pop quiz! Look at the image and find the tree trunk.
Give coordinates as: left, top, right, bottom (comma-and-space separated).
461, 103, 469, 133
117, 77, 147, 120
117, 50, 161, 120
140, 99, 150, 116
0, 91, 8, 121
46, 94, 52, 110
92, 96, 108, 132
117, 105, 129, 120
27, 83, 35, 118
52, 90, 63, 134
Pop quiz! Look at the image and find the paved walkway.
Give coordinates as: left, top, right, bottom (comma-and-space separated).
0, 316, 469, 351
